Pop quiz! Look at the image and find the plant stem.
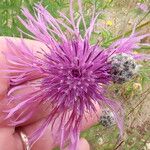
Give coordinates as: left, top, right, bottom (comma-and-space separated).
105, 21, 150, 44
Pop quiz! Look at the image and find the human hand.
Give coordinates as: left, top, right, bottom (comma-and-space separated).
0, 37, 101, 150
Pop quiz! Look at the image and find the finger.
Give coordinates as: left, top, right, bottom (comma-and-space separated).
20, 103, 101, 150
0, 126, 23, 150
0, 85, 51, 126
0, 38, 9, 98
0, 36, 46, 97
0, 37, 50, 125
65, 138, 90, 150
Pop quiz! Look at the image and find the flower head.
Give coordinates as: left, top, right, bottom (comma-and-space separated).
109, 53, 139, 84
100, 109, 116, 127
137, 3, 149, 12
106, 20, 113, 26
4, 0, 150, 150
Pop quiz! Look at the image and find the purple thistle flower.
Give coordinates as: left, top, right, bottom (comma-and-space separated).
3, 0, 150, 150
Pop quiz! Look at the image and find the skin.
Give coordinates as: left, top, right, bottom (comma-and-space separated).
0, 37, 101, 150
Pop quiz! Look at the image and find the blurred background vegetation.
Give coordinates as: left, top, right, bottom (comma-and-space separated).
0, 0, 150, 150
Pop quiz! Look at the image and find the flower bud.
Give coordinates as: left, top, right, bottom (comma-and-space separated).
100, 109, 116, 127
109, 53, 138, 84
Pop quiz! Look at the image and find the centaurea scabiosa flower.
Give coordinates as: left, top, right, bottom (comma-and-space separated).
3, 0, 150, 149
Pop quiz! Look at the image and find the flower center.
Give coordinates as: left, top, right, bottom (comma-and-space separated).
71, 69, 81, 77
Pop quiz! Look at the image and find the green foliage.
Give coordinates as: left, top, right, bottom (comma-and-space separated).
81, 124, 120, 150
0, 0, 114, 37
100, 28, 114, 47
139, 61, 150, 86
0, 0, 68, 37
